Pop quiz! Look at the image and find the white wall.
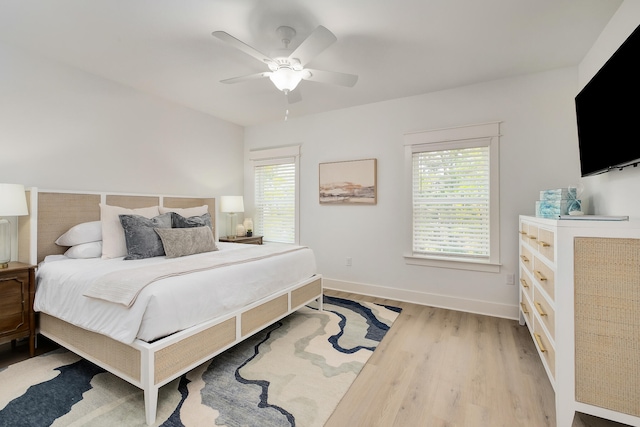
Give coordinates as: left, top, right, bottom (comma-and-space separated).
0, 42, 245, 235
577, 0, 640, 219
244, 67, 581, 318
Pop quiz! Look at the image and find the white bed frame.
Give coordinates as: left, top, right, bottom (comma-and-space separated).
18, 188, 323, 425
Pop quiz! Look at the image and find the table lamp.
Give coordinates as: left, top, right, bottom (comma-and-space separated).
0, 184, 29, 268
220, 196, 244, 239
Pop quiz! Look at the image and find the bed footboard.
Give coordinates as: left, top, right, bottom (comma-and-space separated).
39, 275, 323, 425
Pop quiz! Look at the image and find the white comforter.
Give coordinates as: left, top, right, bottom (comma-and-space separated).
34, 242, 317, 344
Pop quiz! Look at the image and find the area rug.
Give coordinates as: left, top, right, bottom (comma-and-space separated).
0, 295, 401, 427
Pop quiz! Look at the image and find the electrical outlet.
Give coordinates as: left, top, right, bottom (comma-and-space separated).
506, 273, 515, 285
346, 257, 352, 266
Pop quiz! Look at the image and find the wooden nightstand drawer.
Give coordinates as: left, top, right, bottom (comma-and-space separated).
0, 263, 36, 357
0, 271, 29, 336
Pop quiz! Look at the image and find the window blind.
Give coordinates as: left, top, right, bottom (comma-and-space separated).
412, 145, 490, 258
254, 161, 296, 243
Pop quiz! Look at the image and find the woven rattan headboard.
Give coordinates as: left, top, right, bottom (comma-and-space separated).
18, 188, 215, 264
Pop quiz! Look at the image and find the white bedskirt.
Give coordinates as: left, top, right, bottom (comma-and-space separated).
34, 242, 317, 344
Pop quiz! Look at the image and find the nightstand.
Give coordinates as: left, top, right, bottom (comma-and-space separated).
219, 235, 263, 245
0, 262, 36, 357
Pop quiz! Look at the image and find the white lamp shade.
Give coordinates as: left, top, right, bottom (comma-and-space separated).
269, 68, 303, 92
0, 184, 28, 216
220, 196, 244, 213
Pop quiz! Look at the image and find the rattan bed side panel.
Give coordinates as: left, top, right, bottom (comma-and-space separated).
241, 295, 288, 337
105, 194, 159, 209
154, 317, 236, 384
574, 237, 640, 417
40, 313, 141, 381
291, 278, 322, 308
37, 192, 101, 263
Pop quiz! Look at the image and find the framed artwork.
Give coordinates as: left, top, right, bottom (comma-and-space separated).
319, 158, 377, 205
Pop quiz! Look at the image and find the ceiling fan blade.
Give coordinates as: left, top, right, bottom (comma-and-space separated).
303, 69, 358, 87
286, 89, 302, 104
288, 26, 337, 66
220, 72, 270, 84
212, 31, 275, 66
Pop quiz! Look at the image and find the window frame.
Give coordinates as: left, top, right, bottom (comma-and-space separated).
249, 145, 300, 244
403, 122, 501, 272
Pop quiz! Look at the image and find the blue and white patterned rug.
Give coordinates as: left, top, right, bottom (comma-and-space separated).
0, 296, 401, 427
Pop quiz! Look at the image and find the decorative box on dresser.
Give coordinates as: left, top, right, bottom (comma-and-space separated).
518, 215, 640, 427
0, 262, 36, 357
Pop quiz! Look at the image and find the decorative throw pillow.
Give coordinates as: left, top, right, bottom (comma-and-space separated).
154, 227, 217, 258
170, 212, 213, 229
64, 241, 103, 259
119, 213, 172, 260
100, 204, 160, 259
158, 205, 208, 217
55, 221, 102, 246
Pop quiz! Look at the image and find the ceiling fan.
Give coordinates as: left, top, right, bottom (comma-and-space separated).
212, 25, 358, 102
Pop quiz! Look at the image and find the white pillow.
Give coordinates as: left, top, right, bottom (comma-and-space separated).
100, 204, 160, 259
64, 241, 103, 259
55, 221, 102, 246
158, 205, 208, 217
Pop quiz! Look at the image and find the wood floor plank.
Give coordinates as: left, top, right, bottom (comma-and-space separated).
324, 289, 625, 427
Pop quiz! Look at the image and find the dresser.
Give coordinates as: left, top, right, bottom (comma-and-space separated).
0, 262, 36, 357
519, 216, 640, 427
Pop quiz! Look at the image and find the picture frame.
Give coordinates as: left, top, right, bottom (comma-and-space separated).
319, 158, 377, 205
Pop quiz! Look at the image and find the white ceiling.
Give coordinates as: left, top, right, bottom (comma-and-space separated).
0, 0, 622, 127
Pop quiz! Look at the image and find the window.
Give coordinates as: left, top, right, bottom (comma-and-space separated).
250, 145, 300, 244
404, 122, 500, 272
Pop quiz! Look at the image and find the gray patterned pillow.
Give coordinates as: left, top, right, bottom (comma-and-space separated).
170, 212, 212, 229
154, 227, 218, 258
119, 213, 172, 260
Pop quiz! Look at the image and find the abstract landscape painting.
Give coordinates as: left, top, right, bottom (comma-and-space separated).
319, 159, 377, 204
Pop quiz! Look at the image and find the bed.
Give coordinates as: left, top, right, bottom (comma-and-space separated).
17, 188, 323, 425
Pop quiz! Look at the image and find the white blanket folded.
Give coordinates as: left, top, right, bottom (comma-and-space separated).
83, 244, 307, 307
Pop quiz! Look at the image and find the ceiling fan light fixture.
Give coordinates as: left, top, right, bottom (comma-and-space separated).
269, 68, 303, 92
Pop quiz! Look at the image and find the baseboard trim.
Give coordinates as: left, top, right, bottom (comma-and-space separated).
324, 278, 519, 320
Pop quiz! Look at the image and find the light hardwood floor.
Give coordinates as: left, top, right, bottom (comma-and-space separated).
0, 292, 629, 427
323, 289, 630, 427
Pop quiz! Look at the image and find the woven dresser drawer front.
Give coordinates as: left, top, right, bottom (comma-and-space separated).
533, 290, 555, 340
520, 245, 533, 273
533, 316, 555, 380
533, 256, 554, 301
536, 227, 555, 263
519, 267, 533, 301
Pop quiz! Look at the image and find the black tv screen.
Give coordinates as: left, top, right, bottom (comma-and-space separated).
575, 24, 640, 177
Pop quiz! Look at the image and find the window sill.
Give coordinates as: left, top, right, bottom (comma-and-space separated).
404, 254, 501, 273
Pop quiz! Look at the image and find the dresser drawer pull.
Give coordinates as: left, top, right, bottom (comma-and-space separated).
534, 333, 547, 352
520, 302, 529, 315
520, 278, 529, 288
519, 231, 527, 236
535, 302, 547, 316
534, 270, 547, 281
528, 235, 537, 240
520, 255, 530, 263
537, 240, 551, 248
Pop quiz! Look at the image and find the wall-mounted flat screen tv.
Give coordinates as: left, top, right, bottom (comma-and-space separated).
575, 24, 640, 177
